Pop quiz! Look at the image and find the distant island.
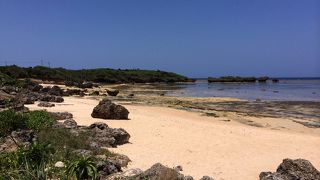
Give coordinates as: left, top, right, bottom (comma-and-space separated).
208, 76, 276, 83
0, 65, 194, 84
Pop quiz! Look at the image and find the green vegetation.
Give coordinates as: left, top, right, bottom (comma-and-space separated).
26, 110, 55, 131
208, 76, 257, 83
0, 109, 116, 179
0, 109, 26, 137
0, 109, 55, 137
0, 142, 55, 179
66, 156, 97, 180
0, 65, 192, 83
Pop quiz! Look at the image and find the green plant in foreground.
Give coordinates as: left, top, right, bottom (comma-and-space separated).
0, 109, 26, 137
26, 110, 55, 131
0, 142, 55, 180
66, 156, 97, 180
17, 142, 55, 168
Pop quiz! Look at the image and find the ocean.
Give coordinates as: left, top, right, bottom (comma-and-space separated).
167, 78, 320, 101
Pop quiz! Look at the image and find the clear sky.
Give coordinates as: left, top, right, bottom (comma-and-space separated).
0, 0, 319, 78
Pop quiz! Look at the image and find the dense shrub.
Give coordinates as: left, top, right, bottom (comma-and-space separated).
26, 110, 55, 131
0, 109, 27, 137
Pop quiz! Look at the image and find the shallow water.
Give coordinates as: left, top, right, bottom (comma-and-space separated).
166, 78, 320, 101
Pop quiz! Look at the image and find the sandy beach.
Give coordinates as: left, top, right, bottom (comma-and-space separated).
26, 96, 320, 180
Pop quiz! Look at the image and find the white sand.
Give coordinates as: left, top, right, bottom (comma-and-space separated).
26, 97, 320, 180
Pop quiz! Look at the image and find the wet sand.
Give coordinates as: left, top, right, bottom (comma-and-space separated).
26, 96, 320, 180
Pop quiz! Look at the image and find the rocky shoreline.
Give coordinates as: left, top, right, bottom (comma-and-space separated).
0, 79, 319, 179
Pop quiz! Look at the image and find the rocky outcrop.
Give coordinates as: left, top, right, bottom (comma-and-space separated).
1, 86, 18, 94
49, 112, 73, 120
38, 102, 55, 107
48, 86, 64, 96
90, 91, 100, 96
29, 84, 43, 92
260, 158, 320, 180
91, 99, 129, 119
62, 119, 78, 129
64, 89, 84, 96
107, 89, 119, 96
131, 163, 184, 180
0, 90, 13, 107
200, 176, 214, 180
39, 94, 64, 103
0, 130, 36, 152
97, 160, 122, 177
88, 122, 130, 147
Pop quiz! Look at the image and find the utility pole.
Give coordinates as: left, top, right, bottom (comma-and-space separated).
48, 61, 51, 68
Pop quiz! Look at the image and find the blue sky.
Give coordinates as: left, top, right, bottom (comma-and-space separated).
0, 0, 319, 77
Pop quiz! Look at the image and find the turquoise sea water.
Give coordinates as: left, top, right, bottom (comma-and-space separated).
167, 78, 320, 101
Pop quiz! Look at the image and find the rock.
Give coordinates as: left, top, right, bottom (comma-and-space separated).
108, 154, 131, 168
105, 168, 143, 180
128, 93, 134, 97
40, 87, 50, 93
63, 119, 78, 129
122, 168, 143, 177
39, 94, 64, 103
259, 158, 320, 180
110, 128, 131, 145
49, 112, 73, 120
90, 91, 100, 96
183, 176, 194, 180
97, 160, 122, 176
199, 176, 214, 180
132, 163, 183, 180
272, 79, 279, 83
30, 84, 43, 92
64, 89, 83, 96
88, 122, 130, 147
88, 122, 109, 130
107, 89, 119, 96
91, 99, 129, 119
65, 81, 78, 87
38, 102, 55, 107
173, 165, 183, 172
0, 90, 13, 107
0, 130, 35, 152
12, 102, 29, 112
72, 149, 93, 156
79, 82, 93, 89
1, 86, 18, 94
13, 92, 39, 105
48, 86, 64, 96
54, 161, 65, 168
